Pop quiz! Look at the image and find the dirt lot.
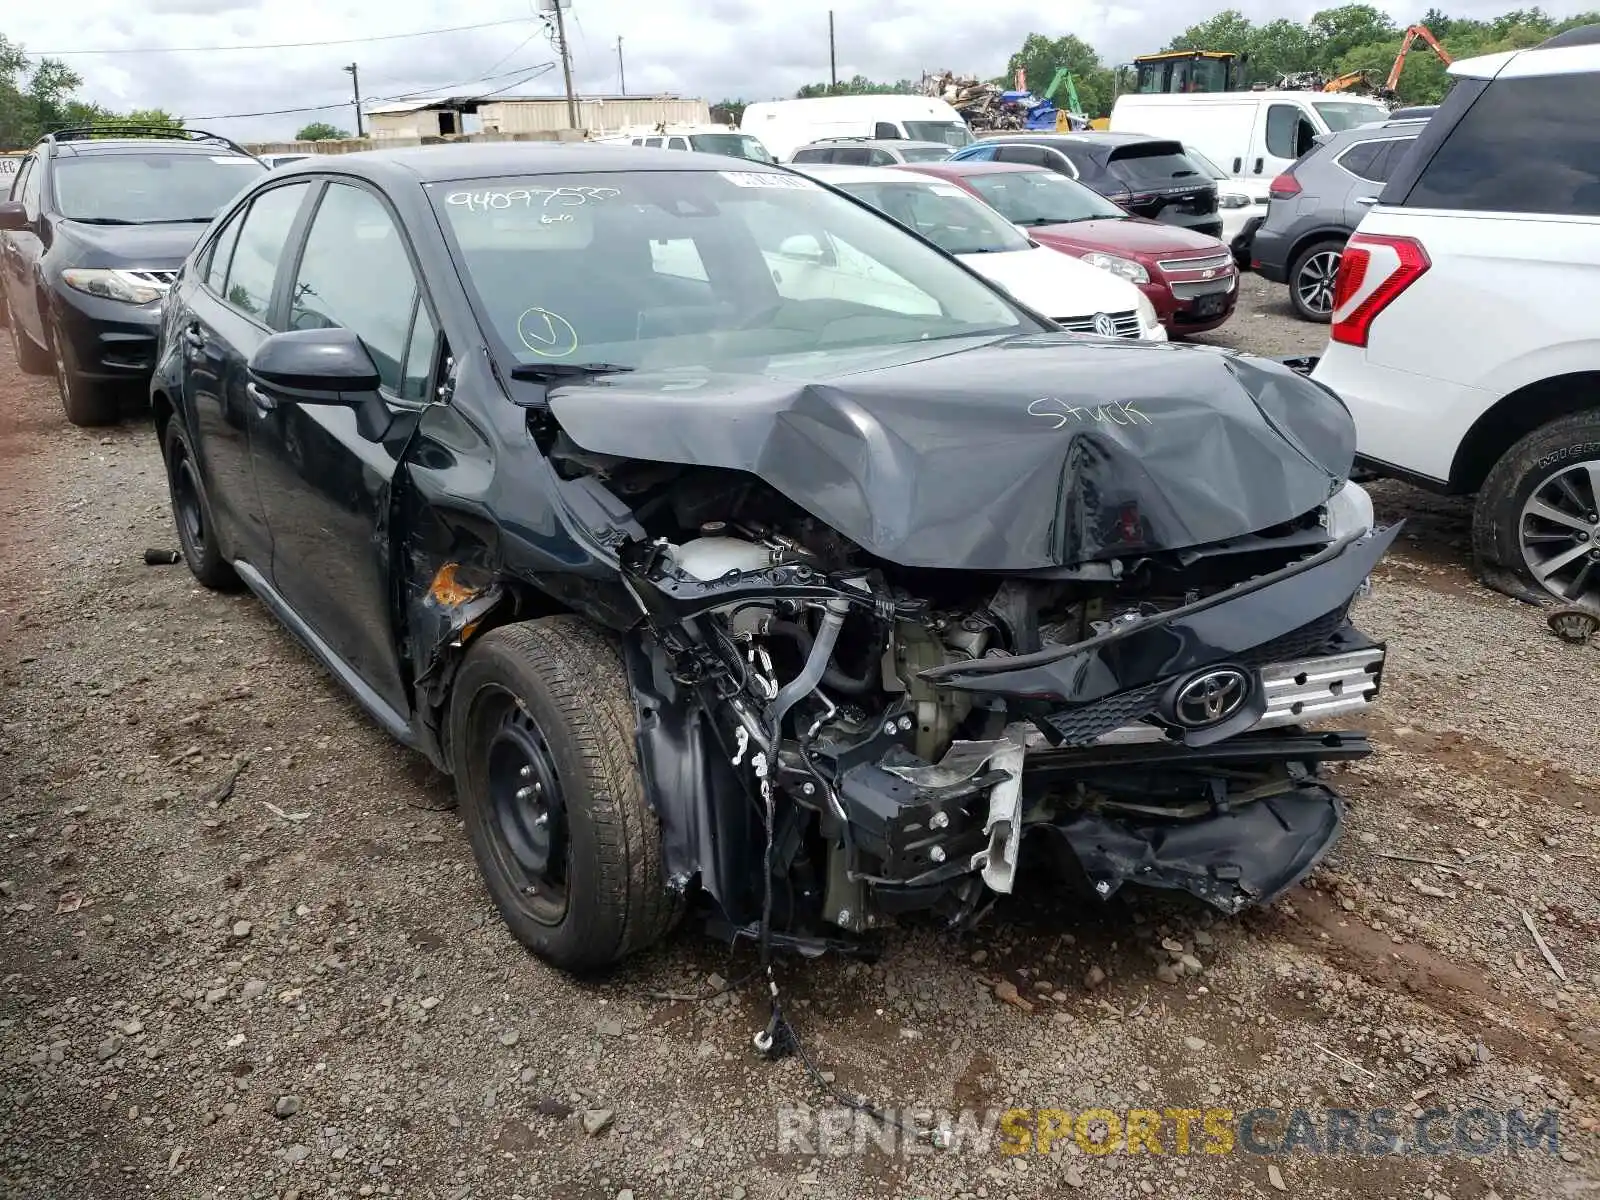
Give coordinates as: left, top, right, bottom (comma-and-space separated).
2, 274, 1598, 1200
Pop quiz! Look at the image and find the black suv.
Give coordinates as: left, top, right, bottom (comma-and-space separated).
0, 127, 266, 425
948, 133, 1222, 237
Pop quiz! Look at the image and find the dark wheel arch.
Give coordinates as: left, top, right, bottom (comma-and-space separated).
1449, 372, 1600, 494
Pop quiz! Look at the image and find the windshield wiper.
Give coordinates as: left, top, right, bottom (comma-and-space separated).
64, 216, 138, 225
136, 217, 217, 224
510, 361, 634, 383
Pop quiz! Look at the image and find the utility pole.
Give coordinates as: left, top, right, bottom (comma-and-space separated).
551, 0, 579, 131
616, 36, 626, 95
828, 11, 837, 87
342, 62, 364, 137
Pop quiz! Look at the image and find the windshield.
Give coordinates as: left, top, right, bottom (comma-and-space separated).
1313, 101, 1391, 132
964, 169, 1128, 225
904, 121, 972, 148
689, 133, 775, 163
899, 145, 954, 163
432, 170, 1032, 374
53, 152, 266, 223
834, 179, 1029, 255
1105, 143, 1204, 189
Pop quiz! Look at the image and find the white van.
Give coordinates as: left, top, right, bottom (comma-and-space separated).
1109, 91, 1389, 182
591, 125, 775, 163
740, 95, 973, 162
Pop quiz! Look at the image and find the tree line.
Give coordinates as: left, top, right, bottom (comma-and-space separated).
716, 4, 1600, 122
0, 34, 182, 148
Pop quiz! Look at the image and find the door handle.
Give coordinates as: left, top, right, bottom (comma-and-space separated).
245, 382, 277, 413
1356, 196, 1378, 206
1232, 156, 1242, 173
1254, 158, 1264, 174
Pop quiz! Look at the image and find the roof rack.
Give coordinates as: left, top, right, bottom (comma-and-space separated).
40, 126, 256, 158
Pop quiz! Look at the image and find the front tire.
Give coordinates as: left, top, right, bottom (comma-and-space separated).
1289, 239, 1344, 323
161, 420, 240, 591
51, 315, 118, 426
1473, 411, 1600, 608
449, 618, 680, 973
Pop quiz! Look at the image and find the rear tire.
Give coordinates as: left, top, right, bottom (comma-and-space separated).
51, 315, 119, 427
4, 296, 51, 375
1288, 239, 1345, 324
161, 420, 240, 591
449, 618, 680, 973
1473, 411, 1600, 608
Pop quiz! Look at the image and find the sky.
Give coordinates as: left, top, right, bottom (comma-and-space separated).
5, 0, 1587, 142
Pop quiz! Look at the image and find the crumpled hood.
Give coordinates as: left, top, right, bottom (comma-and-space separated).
547, 334, 1356, 571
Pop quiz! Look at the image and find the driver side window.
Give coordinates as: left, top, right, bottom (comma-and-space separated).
287, 183, 432, 396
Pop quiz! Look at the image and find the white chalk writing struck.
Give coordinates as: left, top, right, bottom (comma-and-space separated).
446, 186, 621, 213
1027, 397, 1153, 429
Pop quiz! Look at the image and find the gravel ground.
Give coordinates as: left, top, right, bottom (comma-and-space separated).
2, 273, 1597, 1200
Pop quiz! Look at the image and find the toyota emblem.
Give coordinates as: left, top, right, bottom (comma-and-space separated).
1091, 312, 1117, 337
1172, 667, 1251, 728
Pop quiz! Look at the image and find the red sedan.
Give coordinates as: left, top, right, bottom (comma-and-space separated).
897, 161, 1238, 336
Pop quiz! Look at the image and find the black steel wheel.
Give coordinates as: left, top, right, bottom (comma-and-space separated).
161, 419, 240, 591
52, 315, 118, 427
449, 618, 680, 973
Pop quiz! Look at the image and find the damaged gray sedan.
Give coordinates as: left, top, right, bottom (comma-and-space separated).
151, 144, 1393, 972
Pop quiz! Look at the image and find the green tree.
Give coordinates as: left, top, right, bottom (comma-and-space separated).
91, 108, 183, 134
0, 33, 86, 148
1248, 18, 1326, 80
1311, 4, 1399, 61
1006, 33, 1113, 116
710, 99, 747, 124
295, 121, 349, 141
795, 75, 916, 98
1163, 10, 1257, 55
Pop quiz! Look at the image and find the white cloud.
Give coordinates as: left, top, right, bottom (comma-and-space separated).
5, 0, 1588, 141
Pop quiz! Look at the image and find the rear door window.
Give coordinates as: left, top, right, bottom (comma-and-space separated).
667, 137, 689, 150
996, 145, 1050, 167
1337, 141, 1384, 181
833, 147, 873, 165
868, 149, 897, 166
1366, 138, 1415, 183
1106, 144, 1206, 189
791, 148, 830, 163
1405, 73, 1600, 215
221, 182, 311, 321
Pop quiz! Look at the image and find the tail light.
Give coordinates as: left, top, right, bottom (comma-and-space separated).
1330, 234, 1430, 348
1268, 172, 1302, 199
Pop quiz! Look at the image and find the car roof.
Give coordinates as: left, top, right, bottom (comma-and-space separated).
801, 138, 951, 150
791, 162, 947, 185
972, 132, 1179, 160
905, 160, 1055, 178
268, 142, 790, 184
48, 138, 253, 158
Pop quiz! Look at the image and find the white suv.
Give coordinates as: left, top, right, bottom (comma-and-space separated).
1311, 26, 1600, 608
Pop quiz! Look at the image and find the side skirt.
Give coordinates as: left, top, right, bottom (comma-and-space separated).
232, 559, 422, 752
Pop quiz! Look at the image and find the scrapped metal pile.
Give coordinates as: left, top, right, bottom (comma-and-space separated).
917, 70, 1028, 131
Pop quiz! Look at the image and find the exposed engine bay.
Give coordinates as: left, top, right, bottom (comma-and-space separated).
548, 430, 1394, 943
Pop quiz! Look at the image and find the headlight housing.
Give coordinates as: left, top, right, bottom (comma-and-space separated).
1080, 251, 1149, 285
1218, 192, 1251, 209
60, 268, 169, 306
1135, 291, 1160, 331
1324, 480, 1376, 541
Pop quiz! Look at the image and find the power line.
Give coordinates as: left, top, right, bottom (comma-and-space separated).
183, 62, 556, 122
29, 16, 536, 57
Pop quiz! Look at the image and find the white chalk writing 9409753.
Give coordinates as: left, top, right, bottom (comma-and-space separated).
1028, 397, 1153, 429
446, 186, 621, 213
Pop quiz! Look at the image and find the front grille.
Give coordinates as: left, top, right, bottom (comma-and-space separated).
1056, 309, 1142, 338
1170, 278, 1236, 300
1157, 251, 1235, 275
1238, 604, 1352, 667
1040, 682, 1162, 747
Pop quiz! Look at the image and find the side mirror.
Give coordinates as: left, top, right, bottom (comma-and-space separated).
0, 201, 30, 233
247, 327, 395, 441
777, 233, 829, 264
247, 327, 381, 402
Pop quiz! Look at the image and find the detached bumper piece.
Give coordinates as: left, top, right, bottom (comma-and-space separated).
1048, 781, 1346, 914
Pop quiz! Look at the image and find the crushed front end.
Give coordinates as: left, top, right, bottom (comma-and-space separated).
608, 478, 1394, 939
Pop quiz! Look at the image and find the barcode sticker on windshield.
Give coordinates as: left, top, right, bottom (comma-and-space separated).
719, 171, 818, 190
213, 156, 259, 164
